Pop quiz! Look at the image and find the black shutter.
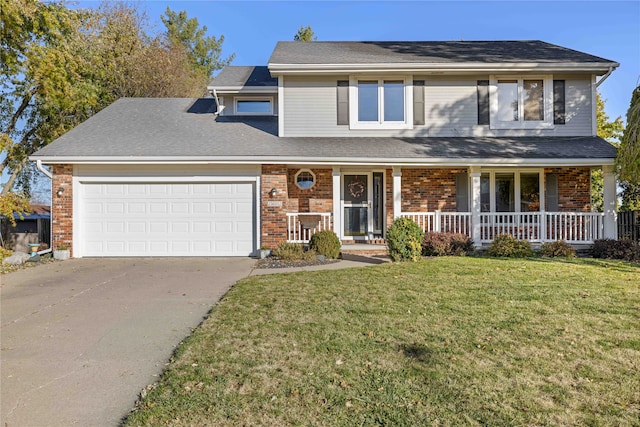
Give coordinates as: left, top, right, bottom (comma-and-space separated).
545, 173, 559, 211
337, 80, 349, 125
553, 80, 565, 125
477, 80, 490, 125
456, 173, 469, 212
413, 80, 425, 125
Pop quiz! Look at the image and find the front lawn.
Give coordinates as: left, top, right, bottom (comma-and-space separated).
125, 257, 640, 426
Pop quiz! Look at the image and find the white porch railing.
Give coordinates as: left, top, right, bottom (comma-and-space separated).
400, 211, 605, 244
286, 212, 333, 243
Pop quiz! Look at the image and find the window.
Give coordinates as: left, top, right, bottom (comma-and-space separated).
489, 76, 553, 129
234, 97, 273, 115
479, 170, 543, 212
349, 77, 412, 129
295, 169, 315, 190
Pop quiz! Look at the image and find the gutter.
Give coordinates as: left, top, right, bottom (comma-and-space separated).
595, 66, 615, 88
35, 159, 53, 255
208, 89, 225, 115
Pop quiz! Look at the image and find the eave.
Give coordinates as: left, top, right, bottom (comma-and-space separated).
267, 61, 619, 76
205, 86, 278, 94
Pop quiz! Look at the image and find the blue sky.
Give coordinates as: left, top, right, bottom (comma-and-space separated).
77, 0, 639, 122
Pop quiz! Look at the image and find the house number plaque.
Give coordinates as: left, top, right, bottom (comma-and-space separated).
267, 201, 283, 207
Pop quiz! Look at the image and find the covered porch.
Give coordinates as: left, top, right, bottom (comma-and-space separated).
277, 165, 618, 247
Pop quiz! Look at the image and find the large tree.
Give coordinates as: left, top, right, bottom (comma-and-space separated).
161, 7, 234, 79
294, 25, 317, 42
591, 93, 624, 211
616, 85, 640, 211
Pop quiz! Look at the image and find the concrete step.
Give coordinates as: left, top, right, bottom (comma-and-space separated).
340, 243, 388, 257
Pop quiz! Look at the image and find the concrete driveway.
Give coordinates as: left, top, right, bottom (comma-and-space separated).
1, 257, 255, 427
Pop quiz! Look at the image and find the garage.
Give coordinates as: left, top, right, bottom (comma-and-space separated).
78, 181, 256, 257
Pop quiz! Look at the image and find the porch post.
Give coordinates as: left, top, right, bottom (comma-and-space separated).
470, 167, 482, 247
602, 165, 618, 239
392, 167, 402, 219
332, 167, 341, 236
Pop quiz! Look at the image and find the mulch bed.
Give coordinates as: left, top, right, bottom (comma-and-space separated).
255, 257, 340, 269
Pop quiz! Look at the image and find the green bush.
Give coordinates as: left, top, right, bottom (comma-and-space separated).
592, 239, 640, 262
540, 240, 576, 258
272, 242, 316, 261
487, 234, 533, 258
422, 232, 474, 256
386, 217, 424, 262
309, 230, 341, 259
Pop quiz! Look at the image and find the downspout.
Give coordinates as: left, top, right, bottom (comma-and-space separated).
209, 89, 225, 116
595, 66, 615, 88
35, 159, 53, 255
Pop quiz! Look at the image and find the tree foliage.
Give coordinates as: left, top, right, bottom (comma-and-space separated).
617, 85, 640, 185
591, 93, 624, 211
1, 0, 232, 210
161, 7, 234, 78
294, 25, 317, 42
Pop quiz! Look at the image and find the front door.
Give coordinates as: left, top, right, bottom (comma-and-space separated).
342, 173, 385, 240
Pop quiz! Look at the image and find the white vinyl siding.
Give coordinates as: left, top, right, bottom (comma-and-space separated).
281, 75, 592, 137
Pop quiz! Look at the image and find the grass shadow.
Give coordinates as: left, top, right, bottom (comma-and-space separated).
398, 343, 435, 364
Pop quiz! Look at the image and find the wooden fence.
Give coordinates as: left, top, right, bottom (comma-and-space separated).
618, 211, 640, 241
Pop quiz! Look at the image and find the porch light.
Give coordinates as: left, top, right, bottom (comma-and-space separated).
56, 187, 64, 197
269, 188, 277, 198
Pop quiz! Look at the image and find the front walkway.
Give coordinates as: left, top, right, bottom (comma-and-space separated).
1, 257, 254, 427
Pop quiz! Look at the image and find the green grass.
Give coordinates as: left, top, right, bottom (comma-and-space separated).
124, 257, 640, 426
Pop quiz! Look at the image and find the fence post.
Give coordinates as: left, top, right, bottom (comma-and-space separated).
434, 210, 441, 232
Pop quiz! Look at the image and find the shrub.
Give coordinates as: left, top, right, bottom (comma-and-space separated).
487, 234, 533, 258
422, 232, 474, 256
309, 230, 341, 259
540, 240, 576, 258
0, 247, 13, 261
272, 242, 305, 260
592, 239, 640, 262
386, 217, 424, 262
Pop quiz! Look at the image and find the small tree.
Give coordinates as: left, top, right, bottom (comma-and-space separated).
293, 25, 317, 42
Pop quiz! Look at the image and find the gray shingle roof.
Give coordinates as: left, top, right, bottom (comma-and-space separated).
32, 98, 616, 162
209, 66, 276, 87
268, 40, 617, 66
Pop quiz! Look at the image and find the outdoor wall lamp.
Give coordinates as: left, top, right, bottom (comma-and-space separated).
56, 187, 64, 197
269, 187, 277, 197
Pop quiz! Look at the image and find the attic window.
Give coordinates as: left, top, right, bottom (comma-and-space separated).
295, 169, 315, 190
235, 97, 273, 115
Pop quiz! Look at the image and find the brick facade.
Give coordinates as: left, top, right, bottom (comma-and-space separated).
51, 164, 73, 255
286, 168, 333, 213
400, 168, 466, 213
545, 167, 592, 212
260, 164, 289, 249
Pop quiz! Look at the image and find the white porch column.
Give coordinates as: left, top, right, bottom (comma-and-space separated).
332, 167, 341, 236
392, 167, 402, 219
602, 165, 618, 239
470, 167, 482, 247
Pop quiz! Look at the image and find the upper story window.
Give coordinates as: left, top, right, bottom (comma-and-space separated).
234, 97, 273, 115
349, 77, 413, 130
489, 76, 553, 130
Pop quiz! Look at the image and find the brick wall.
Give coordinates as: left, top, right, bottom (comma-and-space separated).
545, 167, 592, 211
286, 168, 333, 213
260, 165, 289, 248
52, 164, 73, 255
400, 168, 466, 213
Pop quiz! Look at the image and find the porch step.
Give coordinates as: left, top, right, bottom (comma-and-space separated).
340, 243, 389, 257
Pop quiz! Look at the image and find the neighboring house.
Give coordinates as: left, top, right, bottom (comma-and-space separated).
0, 205, 51, 253
31, 40, 619, 258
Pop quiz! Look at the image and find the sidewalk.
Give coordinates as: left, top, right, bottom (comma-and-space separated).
249, 254, 390, 276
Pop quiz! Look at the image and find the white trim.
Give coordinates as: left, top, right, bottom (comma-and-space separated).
602, 164, 617, 239
349, 76, 413, 130
489, 75, 554, 130
278, 76, 285, 137
294, 168, 316, 189
268, 62, 619, 75
32, 156, 617, 167
72, 164, 81, 258
233, 96, 274, 115
392, 167, 402, 220
254, 175, 262, 254
207, 86, 278, 94
332, 167, 341, 236
591, 74, 598, 136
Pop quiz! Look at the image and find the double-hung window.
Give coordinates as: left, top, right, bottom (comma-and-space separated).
349, 77, 413, 129
489, 76, 553, 129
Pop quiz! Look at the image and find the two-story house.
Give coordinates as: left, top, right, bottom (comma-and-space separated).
31, 40, 619, 258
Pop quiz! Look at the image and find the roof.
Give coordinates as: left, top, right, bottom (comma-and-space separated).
269, 40, 617, 65
31, 98, 617, 166
209, 66, 277, 88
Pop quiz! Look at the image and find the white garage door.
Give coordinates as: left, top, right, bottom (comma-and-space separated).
80, 182, 255, 257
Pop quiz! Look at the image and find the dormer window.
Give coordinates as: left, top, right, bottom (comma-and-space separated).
234, 97, 273, 115
348, 77, 413, 130
489, 76, 554, 129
